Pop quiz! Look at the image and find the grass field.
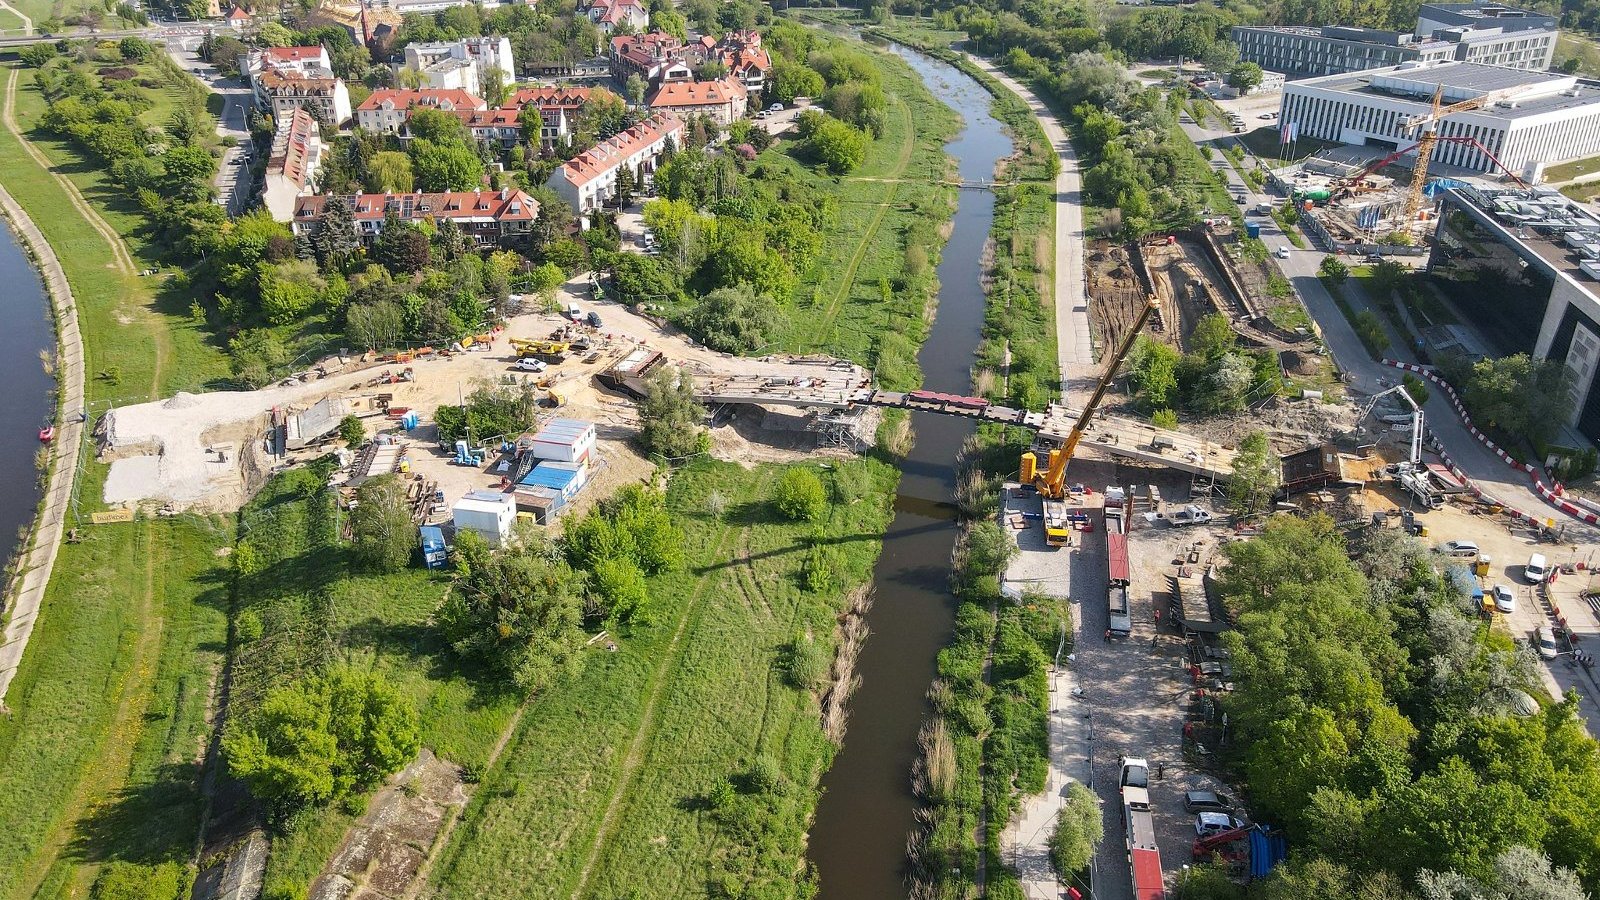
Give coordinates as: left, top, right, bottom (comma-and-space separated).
0, 8, 28, 33
0, 56, 234, 899
1545, 152, 1600, 183
429, 458, 897, 898
216, 465, 520, 900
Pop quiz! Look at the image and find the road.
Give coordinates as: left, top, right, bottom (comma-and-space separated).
165, 38, 255, 217
966, 57, 1097, 402
1177, 114, 1598, 537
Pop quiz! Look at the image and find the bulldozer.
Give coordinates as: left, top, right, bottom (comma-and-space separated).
1021, 296, 1158, 545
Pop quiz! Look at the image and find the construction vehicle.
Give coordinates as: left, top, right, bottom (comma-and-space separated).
1360, 382, 1443, 509
510, 338, 570, 360
1021, 296, 1159, 544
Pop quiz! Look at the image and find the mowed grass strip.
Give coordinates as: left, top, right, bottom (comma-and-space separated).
431, 459, 898, 899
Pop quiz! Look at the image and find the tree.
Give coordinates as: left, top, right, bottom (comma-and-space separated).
345, 299, 405, 351
1459, 354, 1571, 445
349, 474, 417, 571
118, 36, 152, 61
479, 66, 507, 107
1128, 336, 1180, 411
806, 117, 867, 175
773, 468, 826, 521
770, 58, 824, 104
614, 163, 636, 209
374, 217, 432, 273
1189, 314, 1237, 361
1227, 62, 1264, 93
963, 520, 1017, 576
1173, 861, 1244, 899
365, 150, 414, 193
338, 414, 366, 447
519, 105, 544, 147
624, 73, 648, 107
313, 194, 360, 267
436, 535, 586, 690
230, 329, 290, 388
590, 556, 651, 624
1226, 431, 1280, 516
1049, 782, 1103, 875
256, 21, 294, 47
222, 667, 419, 807
682, 285, 784, 353
1318, 254, 1350, 285
638, 365, 708, 459
1201, 40, 1239, 75
411, 139, 485, 191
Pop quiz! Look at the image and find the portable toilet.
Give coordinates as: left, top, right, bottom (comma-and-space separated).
419, 525, 447, 568
1245, 222, 1262, 239
1475, 554, 1492, 578
401, 410, 420, 431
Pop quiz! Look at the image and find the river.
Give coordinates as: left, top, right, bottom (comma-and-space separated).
0, 221, 57, 573
807, 42, 1017, 899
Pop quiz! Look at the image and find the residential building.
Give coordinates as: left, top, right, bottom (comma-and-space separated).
689, 30, 770, 94
356, 88, 486, 133
646, 77, 747, 125
435, 107, 522, 147
263, 108, 325, 223
583, 0, 648, 34
547, 112, 682, 215
242, 46, 353, 126
291, 188, 540, 248
1428, 185, 1600, 442
504, 86, 592, 148
402, 36, 517, 95
1278, 62, 1600, 179
610, 32, 691, 86
225, 6, 252, 28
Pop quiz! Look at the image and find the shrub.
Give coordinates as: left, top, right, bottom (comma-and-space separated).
780, 633, 831, 690
773, 468, 826, 521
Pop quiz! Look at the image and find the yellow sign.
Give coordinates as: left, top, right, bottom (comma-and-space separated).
90, 509, 135, 524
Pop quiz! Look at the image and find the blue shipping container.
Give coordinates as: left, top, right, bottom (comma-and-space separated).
1245, 222, 1262, 239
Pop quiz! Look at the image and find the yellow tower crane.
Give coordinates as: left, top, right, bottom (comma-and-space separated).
1401, 84, 1488, 224
1020, 295, 1159, 545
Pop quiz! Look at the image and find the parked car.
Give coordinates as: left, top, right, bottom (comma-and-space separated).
1365, 253, 1384, 263
586, 311, 603, 328
1184, 790, 1234, 813
1492, 584, 1515, 614
1195, 812, 1246, 837
1437, 540, 1480, 559
567, 302, 583, 321
1525, 552, 1548, 584
1537, 625, 1561, 659
514, 357, 547, 373
1276, 245, 1291, 259
769, 102, 784, 112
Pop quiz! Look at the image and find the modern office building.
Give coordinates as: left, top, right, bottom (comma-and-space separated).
1429, 186, 1600, 441
1278, 62, 1600, 180
1232, 4, 1556, 78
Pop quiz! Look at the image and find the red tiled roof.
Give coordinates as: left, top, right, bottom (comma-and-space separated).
359, 89, 486, 112
293, 189, 539, 224
556, 112, 682, 188
646, 77, 746, 108
227, 6, 251, 20
262, 46, 325, 62
504, 86, 592, 111
269, 107, 320, 188
436, 107, 521, 128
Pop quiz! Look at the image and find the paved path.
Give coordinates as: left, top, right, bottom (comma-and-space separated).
967, 57, 1097, 402
0, 171, 87, 709
0, 1, 32, 35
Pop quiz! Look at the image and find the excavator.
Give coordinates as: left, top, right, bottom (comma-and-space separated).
1021, 295, 1159, 546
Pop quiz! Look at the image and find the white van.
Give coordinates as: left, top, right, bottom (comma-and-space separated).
1277, 246, 1291, 259
1525, 553, 1548, 584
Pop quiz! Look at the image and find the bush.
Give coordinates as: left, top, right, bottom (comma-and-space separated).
806, 116, 868, 175
1151, 408, 1178, 429
773, 468, 826, 521
1402, 373, 1430, 407
337, 414, 366, 447
93, 861, 187, 900
780, 633, 831, 690
1049, 782, 1104, 876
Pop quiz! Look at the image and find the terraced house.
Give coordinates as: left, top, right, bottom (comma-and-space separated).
290, 189, 540, 248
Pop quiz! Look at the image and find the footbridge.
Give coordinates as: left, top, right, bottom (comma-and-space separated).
690, 372, 1236, 479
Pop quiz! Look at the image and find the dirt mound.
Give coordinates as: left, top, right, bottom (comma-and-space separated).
162, 392, 202, 410
1280, 350, 1322, 376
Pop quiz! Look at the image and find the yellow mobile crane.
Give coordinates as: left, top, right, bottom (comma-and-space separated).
1021, 296, 1159, 546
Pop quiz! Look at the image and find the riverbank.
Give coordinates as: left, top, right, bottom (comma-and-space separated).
0, 60, 232, 898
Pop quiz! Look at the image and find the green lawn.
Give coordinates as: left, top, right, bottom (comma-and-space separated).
0, 58, 234, 900
0, 8, 28, 34
1235, 126, 1342, 168
1544, 152, 1600, 183
430, 459, 898, 898
1558, 31, 1600, 78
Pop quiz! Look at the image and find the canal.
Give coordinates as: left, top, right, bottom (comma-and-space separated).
807, 42, 1017, 899
0, 221, 57, 573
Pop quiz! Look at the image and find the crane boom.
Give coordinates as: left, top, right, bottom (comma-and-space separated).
1402, 84, 1487, 223
1024, 295, 1160, 500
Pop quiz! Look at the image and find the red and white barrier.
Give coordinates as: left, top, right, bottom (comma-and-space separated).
1380, 360, 1599, 527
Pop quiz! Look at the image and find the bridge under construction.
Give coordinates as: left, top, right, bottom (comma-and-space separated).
609, 353, 1238, 480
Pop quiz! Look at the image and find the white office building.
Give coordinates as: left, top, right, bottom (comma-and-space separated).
1279, 62, 1600, 181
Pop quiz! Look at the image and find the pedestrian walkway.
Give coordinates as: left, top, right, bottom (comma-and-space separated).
967, 57, 1097, 402
1004, 663, 1092, 900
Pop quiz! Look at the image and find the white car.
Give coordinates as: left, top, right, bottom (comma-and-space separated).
1537, 625, 1560, 659
1491, 584, 1515, 614
514, 357, 547, 373
1437, 540, 1480, 559
768, 102, 784, 112
1195, 812, 1246, 837
1276, 246, 1291, 259
1525, 553, 1548, 584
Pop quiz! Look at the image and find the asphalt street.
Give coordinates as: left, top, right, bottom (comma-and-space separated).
164, 37, 255, 217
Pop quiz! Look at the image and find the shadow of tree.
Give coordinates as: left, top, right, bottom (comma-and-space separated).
69, 761, 206, 866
